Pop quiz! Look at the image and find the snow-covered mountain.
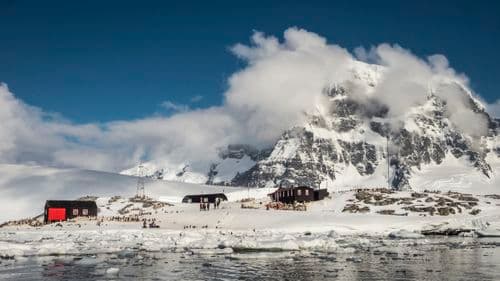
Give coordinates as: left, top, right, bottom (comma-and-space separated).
122, 62, 500, 191
120, 144, 265, 185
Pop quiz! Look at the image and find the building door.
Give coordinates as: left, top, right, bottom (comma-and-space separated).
48, 208, 66, 221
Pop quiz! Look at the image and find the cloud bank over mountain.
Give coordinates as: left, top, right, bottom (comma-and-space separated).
0, 27, 497, 172
487, 100, 500, 118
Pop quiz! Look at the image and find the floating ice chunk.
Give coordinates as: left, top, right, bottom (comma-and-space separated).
458, 231, 475, 237
73, 256, 100, 265
0, 241, 31, 257
190, 248, 233, 255
476, 228, 500, 237
388, 230, 424, 239
106, 267, 120, 276
337, 247, 356, 254
346, 256, 362, 263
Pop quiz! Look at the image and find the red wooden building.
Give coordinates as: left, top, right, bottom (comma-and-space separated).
44, 200, 98, 223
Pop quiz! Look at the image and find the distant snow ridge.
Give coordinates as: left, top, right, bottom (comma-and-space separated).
122, 62, 500, 191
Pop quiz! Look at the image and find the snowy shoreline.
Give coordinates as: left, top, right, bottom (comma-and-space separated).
3, 193, 500, 259
2, 163, 500, 259
2, 223, 500, 259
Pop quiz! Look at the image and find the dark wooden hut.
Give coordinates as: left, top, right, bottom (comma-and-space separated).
314, 189, 329, 201
269, 186, 329, 204
182, 193, 227, 203
44, 200, 98, 223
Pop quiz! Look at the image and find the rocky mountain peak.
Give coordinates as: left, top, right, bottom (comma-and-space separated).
122, 62, 499, 191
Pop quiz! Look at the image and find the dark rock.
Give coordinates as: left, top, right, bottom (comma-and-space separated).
411, 192, 427, 198
342, 204, 370, 213
469, 209, 481, 215
437, 207, 455, 216
376, 210, 396, 215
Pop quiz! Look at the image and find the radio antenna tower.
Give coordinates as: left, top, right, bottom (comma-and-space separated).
386, 136, 391, 190
136, 163, 146, 198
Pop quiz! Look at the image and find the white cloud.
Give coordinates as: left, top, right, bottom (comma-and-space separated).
160, 101, 190, 113
190, 95, 203, 103
354, 44, 489, 136
0, 28, 495, 175
227, 27, 353, 144
487, 100, 500, 118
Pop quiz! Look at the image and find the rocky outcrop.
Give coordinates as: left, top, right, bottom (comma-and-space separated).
232, 128, 338, 187
230, 87, 498, 190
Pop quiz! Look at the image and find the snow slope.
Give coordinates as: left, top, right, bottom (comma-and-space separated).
410, 154, 500, 195
2, 161, 499, 224
3, 190, 500, 257
2, 163, 500, 257
0, 164, 261, 223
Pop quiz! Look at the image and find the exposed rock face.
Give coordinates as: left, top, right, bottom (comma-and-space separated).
218, 144, 261, 161
231, 86, 498, 190
338, 140, 378, 176
123, 64, 499, 190
233, 128, 339, 187
206, 145, 272, 185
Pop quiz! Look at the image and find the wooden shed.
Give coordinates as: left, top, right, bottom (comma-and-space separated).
182, 193, 227, 204
44, 200, 98, 223
269, 186, 329, 204
314, 188, 329, 201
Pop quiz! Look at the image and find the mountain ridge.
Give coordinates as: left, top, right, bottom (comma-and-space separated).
121, 61, 500, 190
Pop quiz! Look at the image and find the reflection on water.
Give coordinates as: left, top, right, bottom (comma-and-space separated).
2, 238, 500, 280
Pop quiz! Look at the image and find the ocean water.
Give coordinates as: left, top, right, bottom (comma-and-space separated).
1, 237, 500, 280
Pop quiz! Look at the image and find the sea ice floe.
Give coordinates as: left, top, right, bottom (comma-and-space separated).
0, 230, 365, 257
1, 226, 493, 259
388, 230, 425, 239
105, 267, 120, 276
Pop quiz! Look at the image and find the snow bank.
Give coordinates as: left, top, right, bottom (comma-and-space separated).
410, 154, 500, 195
0, 164, 255, 222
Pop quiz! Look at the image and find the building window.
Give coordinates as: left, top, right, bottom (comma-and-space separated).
72, 209, 79, 216
82, 209, 88, 216
305, 190, 309, 196
297, 190, 302, 196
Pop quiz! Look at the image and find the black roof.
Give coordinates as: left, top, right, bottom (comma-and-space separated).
271, 186, 328, 194
276, 186, 314, 190
183, 193, 227, 198
45, 200, 97, 208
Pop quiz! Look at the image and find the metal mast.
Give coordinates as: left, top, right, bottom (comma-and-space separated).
386, 136, 390, 190
136, 163, 146, 198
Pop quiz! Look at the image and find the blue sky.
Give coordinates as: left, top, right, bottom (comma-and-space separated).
0, 0, 499, 123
